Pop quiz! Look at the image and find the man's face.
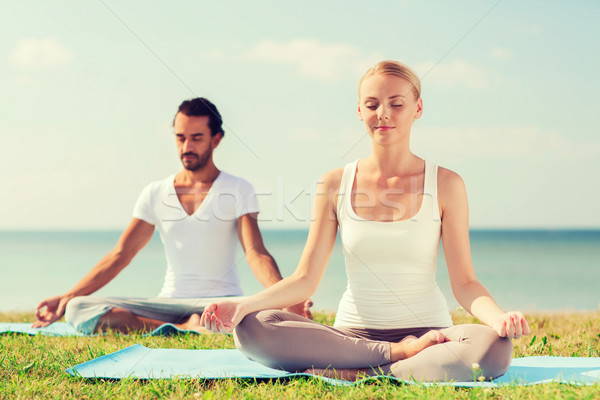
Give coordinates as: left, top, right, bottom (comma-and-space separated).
173, 113, 221, 171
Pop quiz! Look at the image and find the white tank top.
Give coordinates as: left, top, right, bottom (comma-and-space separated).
333, 160, 453, 329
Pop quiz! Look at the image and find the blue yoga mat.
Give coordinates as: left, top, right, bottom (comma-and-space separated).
0, 322, 81, 336
0, 322, 199, 337
65, 344, 600, 387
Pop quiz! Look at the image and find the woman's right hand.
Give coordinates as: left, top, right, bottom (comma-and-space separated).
200, 301, 245, 333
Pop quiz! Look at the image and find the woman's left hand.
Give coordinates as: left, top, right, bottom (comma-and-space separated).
493, 311, 530, 339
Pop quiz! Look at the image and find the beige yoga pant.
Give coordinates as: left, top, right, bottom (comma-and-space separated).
234, 310, 513, 382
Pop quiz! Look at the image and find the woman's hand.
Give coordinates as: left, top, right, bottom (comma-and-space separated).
493, 311, 530, 339
200, 301, 245, 333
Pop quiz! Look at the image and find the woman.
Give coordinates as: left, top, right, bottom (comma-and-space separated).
198, 61, 530, 382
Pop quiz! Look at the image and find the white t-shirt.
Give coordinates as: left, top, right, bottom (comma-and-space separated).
132, 171, 260, 298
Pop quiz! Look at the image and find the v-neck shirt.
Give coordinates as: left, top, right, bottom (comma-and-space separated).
132, 171, 259, 298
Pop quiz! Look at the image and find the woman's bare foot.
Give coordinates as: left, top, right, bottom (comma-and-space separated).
176, 314, 208, 334
390, 330, 447, 362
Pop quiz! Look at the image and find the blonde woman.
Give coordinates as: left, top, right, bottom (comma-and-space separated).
197, 61, 530, 381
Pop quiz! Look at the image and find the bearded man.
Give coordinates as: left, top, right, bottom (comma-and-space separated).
33, 98, 311, 334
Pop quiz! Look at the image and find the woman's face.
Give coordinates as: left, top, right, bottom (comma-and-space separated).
358, 74, 422, 144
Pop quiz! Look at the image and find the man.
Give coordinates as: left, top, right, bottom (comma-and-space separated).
33, 97, 311, 334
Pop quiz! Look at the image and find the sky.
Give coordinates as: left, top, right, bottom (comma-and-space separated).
1, 0, 599, 230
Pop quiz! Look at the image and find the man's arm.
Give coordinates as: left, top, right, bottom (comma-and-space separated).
237, 213, 283, 287
237, 213, 312, 318
33, 218, 155, 327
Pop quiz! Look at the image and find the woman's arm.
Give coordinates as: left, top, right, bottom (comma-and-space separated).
237, 212, 313, 318
200, 169, 342, 333
439, 168, 530, 338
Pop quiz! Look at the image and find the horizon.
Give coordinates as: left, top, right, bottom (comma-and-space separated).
2, 227, 600, 233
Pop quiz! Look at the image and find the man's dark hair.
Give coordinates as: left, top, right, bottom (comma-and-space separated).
174, 97, 224, 137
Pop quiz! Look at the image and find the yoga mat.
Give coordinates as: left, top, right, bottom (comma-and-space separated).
0, 322, 81, 336
66, 344, 600, 387
0, 322, 199, 337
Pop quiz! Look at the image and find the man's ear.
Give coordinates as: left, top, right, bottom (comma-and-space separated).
211, 132, 223, 148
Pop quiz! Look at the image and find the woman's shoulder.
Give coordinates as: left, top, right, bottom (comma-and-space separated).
437, 165, 464, 186
308, 167, 346, 214
322, 159, 361, 185
436, 165, 467, 206
319, 167, 345, 192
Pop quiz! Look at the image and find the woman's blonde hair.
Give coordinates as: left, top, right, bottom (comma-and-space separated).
358, 61, 421, 100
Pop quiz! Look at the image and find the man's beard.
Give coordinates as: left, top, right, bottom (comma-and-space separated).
181, 146, 212, 171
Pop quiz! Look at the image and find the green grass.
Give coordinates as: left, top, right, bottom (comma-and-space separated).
1, 311, 599, 399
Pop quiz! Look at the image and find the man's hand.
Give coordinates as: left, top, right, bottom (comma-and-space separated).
32, 295, 70, 328
283, 299, 313, 320
493, 311, 530, 339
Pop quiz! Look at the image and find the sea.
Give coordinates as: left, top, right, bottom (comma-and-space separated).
0, 230, 599, 314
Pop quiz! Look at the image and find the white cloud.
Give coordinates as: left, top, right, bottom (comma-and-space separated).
245, 39, 382, 81
415, 60, 488, 89
528, 25, 542, 36
412, 125, 600, 159
206, 49, 226, 60
10, 37, 73, 69
14, 75, 33, 86
490, 47, 514, 60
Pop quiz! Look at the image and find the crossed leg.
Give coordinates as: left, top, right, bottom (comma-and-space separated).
234, 310, 512, 382
382, 324, 513, 381
64, 296, 235, 334
95, 308, 205, 334
235, 310, 445, 372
